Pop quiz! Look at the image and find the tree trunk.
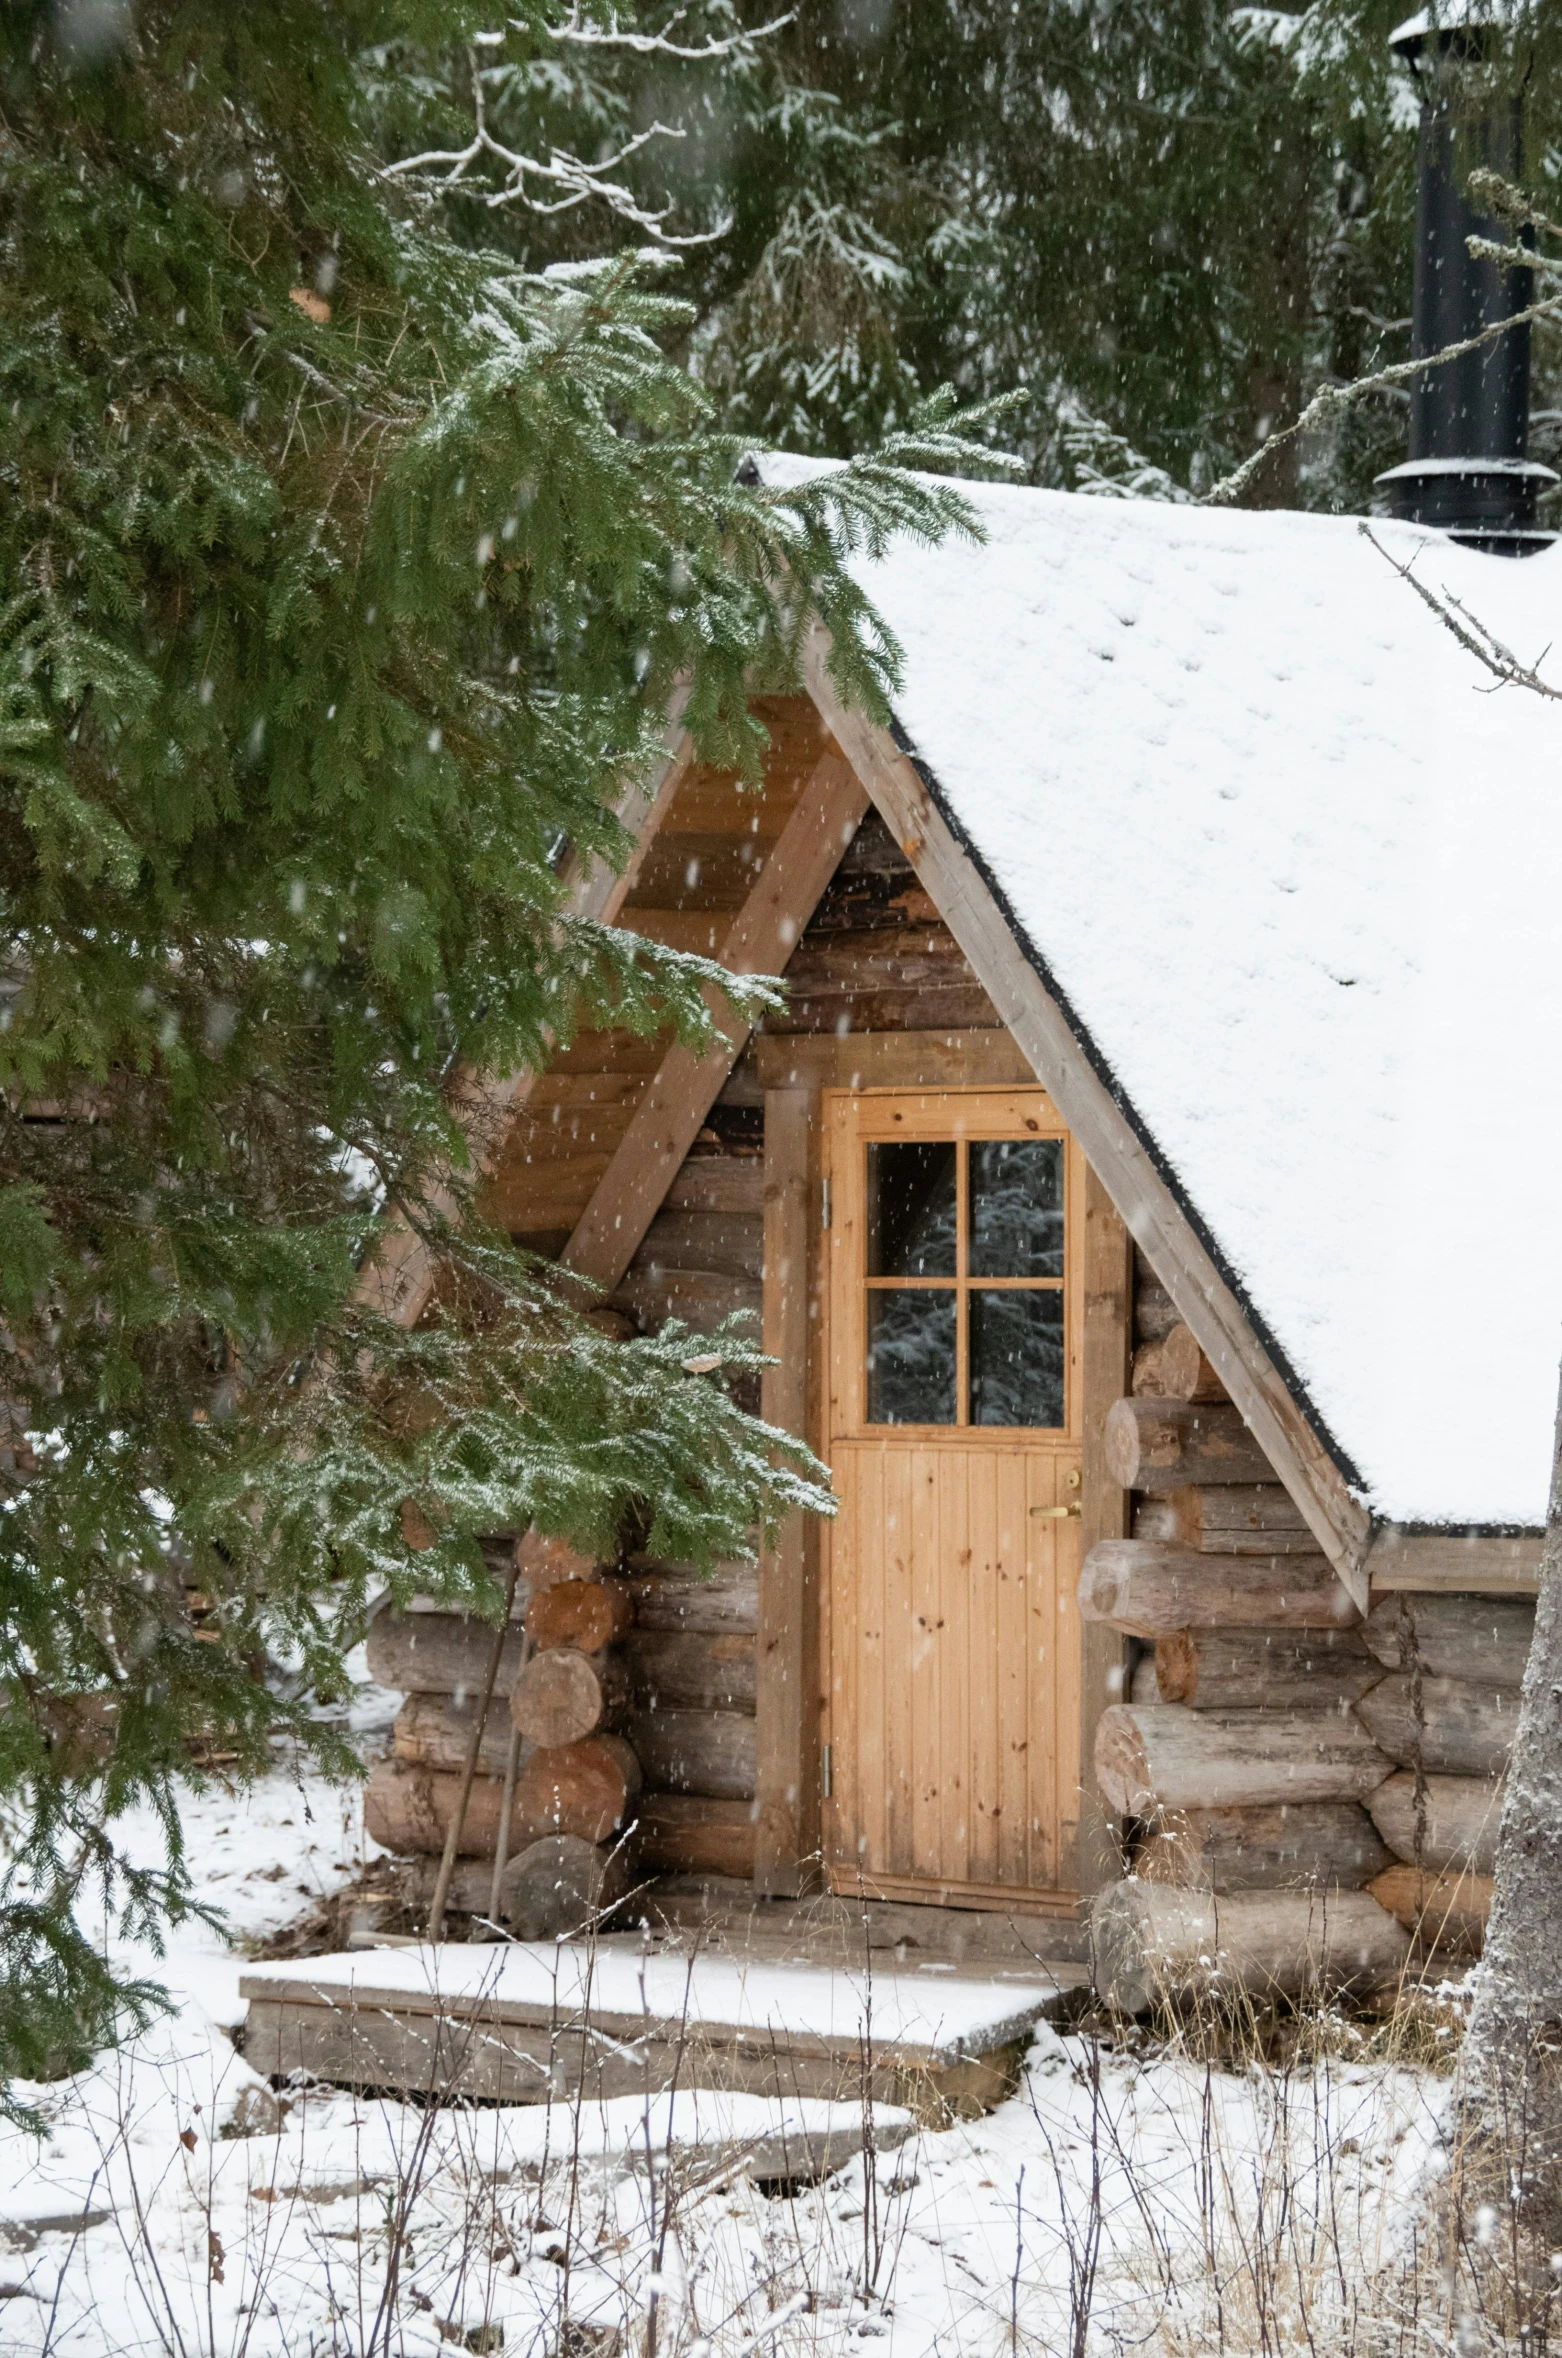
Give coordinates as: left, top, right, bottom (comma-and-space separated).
1367, 1770, 1504, 1873
1095, 1701, 1393, 1815
499, 1835, 628, 1941
1353, 1672, 1519, 1777
1079, 1539, 1361, 1637
1149, 1625, 1381, 1710
1452, 1374, 1562, 2264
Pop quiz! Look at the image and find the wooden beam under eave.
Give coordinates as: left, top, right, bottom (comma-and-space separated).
355, 698, 697, 1330
798, 623, 1376, 1611
559, 751, 868, 1293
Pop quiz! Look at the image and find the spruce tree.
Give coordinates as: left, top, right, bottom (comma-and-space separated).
0, 0, 995, 2098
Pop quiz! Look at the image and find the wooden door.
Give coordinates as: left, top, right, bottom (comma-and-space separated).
822, 1087, 1085, 1908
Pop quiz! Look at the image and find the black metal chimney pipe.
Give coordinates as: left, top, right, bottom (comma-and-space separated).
1376, 6, 1556, 554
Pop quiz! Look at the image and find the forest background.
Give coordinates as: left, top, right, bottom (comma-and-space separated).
450, 0, 1562, 510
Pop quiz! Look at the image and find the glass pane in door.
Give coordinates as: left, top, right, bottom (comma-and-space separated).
969, 1138, 1065, 1276
867, 1289, 957, 1424
970, 1289, 1065, 1426
867, 1142, 958, 1277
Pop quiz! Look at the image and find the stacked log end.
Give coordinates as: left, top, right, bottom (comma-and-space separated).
364, 1542, 760, 1933
1083, 1259, 1530, 2013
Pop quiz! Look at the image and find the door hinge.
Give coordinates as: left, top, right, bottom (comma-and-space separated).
821, 1176, 832, 1231
822, 1742, 833, 1798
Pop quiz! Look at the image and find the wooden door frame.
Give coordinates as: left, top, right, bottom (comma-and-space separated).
753, 1032, 1131, 1906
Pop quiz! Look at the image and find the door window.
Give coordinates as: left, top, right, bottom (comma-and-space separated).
862, 1129, 1067, 1429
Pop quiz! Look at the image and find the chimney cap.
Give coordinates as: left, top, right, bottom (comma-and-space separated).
1391, 3, 1512, 57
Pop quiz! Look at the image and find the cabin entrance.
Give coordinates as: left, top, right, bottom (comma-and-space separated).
821, 1087, 1086, 1910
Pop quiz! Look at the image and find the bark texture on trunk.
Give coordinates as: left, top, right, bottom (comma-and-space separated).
1453, 1373, 1562, 2261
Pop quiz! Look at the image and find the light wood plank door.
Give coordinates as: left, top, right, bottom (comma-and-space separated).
822, 1088, 1084, 1909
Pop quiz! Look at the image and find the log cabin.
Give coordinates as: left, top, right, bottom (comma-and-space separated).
359, 18, 1562, 1999
361, 469, 1561, 1994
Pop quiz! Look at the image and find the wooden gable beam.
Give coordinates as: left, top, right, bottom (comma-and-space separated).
358, 696, 698, 1330
560, 749, 868, 1292
797, 624, 1377, 1611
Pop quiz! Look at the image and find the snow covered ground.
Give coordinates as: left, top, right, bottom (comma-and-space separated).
0, 1731, 1453, 2355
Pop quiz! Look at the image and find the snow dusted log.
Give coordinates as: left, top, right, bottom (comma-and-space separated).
394, 1692, 535, 1781
364, 1759, 508, 1857
1132, 1499, 1180, 1543
626, 1562, 759, 1634
1094, 1703, 1393, 1816
365, 1601, 531, 1699
1079, 1541, 1361, 1638
514, 1734, 642, 1845
499, 1835, 628, 1942
622, 1628, 757, 1714
1132, 1800, 1392, 1893
1367, 1863, 1493, 1951
1151, 1626, 1382, 1711
526, 1577, 633, 1655
1103, 1398, 1271, 1491
1132, 1325, 1227, 1404
1361, 1593, 1535, 1688
1091, 1882, 1411, 2015
1169, 1483, 1316, 1556
1366, 1770, 1505, 1873
510, 1647, 629, 1749
626, 1707, 756, 1800
1353, 1674, 1519, 1777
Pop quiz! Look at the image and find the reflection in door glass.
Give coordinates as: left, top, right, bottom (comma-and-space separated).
867, 1289, 957, 1424
970, 1290, 1065, 1426
969, 1139, 1064, 1277
867, 1142, 958, 1277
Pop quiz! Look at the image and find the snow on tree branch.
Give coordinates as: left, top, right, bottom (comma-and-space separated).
383, 12, 790, 243
544, 5, 793, 59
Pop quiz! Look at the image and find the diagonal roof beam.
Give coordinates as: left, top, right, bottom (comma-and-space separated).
358, 693, 697, 1330
797, 621, 1376, 1610
560, 748, 867, 1294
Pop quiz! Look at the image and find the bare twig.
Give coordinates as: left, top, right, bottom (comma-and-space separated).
1359, 521, 1562, 700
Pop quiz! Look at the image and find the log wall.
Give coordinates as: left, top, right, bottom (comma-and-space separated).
1083, 1246, 1530, 1995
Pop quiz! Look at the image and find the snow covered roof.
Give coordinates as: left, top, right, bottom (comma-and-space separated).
777, 463, 1562, 1529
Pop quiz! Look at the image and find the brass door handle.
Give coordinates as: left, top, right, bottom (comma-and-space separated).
1029, 1503, 1081, 1519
